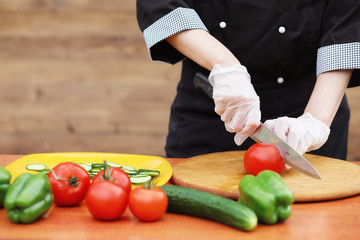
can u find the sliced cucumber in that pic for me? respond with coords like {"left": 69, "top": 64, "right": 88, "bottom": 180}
{"left": 122, "top": 169, "right": 138, "bottom": 175}
{"left": 106, "top": 161, "right": 122, "bottom": 168}
{"left": 26, "top": 163, "right": 47, "bottom": 171}
{"left": 90, "top": 168, "right": 102, "bottom": 174}
{"left": 138, "top": 169, "right": 160, "bottom": 176}
{"left": 78, "top": 163, "right": 92, "bottom": 172}
{"left": 122, "top": 165, "right": 135, "bottom": 171}
{"left": 91, "top": 163, "right": 104, "bottom": 169}
{"left": 130, "top": 175, "right": 152, "bottom": 184}
{"left": 25, "top": 160, "right": 161, "bottom": 185}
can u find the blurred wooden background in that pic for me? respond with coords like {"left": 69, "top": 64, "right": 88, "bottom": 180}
{"left": 0, "top": 0, "right": 359, "bottom": 160}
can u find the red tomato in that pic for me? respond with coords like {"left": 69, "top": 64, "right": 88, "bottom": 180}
{"left": 244, "top": 143, "right": 285, "bottom": 175}
{"left": 92, "top": 167, "right": 131, "bottom": 193}
{"left": 86, "top": 181, "right": 128, "bottom": 220}
{"left": 48, "top": 162, "right": 91, "bottom": 206}
{"left": 129, "top": 186, "right": 168, "bottom": 222}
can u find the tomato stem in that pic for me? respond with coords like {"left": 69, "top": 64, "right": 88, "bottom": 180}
{"left": 101, "top": 159, "right": 114, "bottom": 182}
{"left": 143, "top": 176, "right": 157, "bottom": 189}
{"left": 50, "top": 169, "right": 79, "bottom": 187}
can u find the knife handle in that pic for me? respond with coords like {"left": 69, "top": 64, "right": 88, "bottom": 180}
{"left": 193, "top": 72, "right": 213, "bottom": 99}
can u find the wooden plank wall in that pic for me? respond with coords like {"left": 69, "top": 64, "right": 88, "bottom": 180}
{"left": 0, "top": 0, "right": 359, "bottom": 160}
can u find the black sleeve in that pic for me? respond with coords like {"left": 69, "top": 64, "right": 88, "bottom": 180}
{"left": 136, "top": 0, "right": 208, "bottom": 64}
{"left": 317, "top": 0, "right": 360, "bottom": 87}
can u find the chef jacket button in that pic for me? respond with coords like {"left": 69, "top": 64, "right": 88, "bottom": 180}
{"left": 219, "top": 21, "right": 227, "bottom": 29}
{"left": 277, "top": 77, "right": 284, "bottom": 84}
{"left": 278, "top": 26, "right": 286, "bottom": 34}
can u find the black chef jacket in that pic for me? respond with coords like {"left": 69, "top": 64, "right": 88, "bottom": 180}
{"left": 136, "top": 0, "right": 360, "bottom": 159}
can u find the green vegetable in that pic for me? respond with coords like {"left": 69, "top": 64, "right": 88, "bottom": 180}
{"left": 26, "top": 163, "right": 47, "bottom": 171}
{"left": 4, "top": 173, "right": 54, "bottom": 224}
{"left": 238, "top": 170, "right": 294, "bottom": 225}
{"left": 130, "top": 175, "right": 152, "bottom": 184}
{"left": 161, "top": 185, "right": 257, "bottom": 231}
{"left": 26, "top": 161, "right": 160, "bottom": 182}
{"left": 0, "top": 166, "right": 12, "bottom": 208}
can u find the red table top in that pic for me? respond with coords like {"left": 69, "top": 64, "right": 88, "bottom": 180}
{"left": 1, "top": 154, "right": 359, "bottom": 240}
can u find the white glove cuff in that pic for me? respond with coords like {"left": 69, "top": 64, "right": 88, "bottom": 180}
{"left": 300, "top": 112, "right": 330, "bottom": 132}
{"left": 300, "top": 112, "right": 331, "bottom": 151}
{"left": 208, "top": 64, "right": 250, "bottom": 86}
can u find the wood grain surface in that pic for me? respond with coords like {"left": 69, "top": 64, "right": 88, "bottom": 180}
{"left": 172, "top": 151, "right": 360, "bottom": 202}
{"left": 0, "top": 0, "right": 180, "bottom": 156}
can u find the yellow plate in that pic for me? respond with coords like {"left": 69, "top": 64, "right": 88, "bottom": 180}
{"left": 5, "top": 152, "right": 173, "bottom": 187}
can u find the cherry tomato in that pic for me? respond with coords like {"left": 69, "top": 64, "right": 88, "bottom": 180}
{"left": 129, "top": 186, "right": 168, "bottom": 222}
{"left": 92, "top": 167, "right": 131, "bottom": 193}
{"left": 48, "top": 162, "right": 91, "bottom": 206}
{"left": 244, "top": 143, "right": 285, "bottom": 175}
{"left": 86, "top": 181, "right": 128, "bottom": 220}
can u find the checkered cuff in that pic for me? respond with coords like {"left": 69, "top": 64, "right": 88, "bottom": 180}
{"left": 143, "top": 7, "right": 208, "bottom": 63}
{"left": 317, "top": 42, "right": 360, "bottom": 76}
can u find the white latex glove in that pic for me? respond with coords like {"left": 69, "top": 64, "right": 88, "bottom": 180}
{"left": 264, "top": 112, "right": 330, "bottom": 155}
{"left": 208, "top": 64, "right": 261, "bottom": 145}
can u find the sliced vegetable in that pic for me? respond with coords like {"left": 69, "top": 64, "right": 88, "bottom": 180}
{"left": 138, "top": 169, "right": 160, "bottom": 176}
{"left": 238, "top": 170, "right": 294, "bottom": 225}
{"left": 91, "top": 163, "right": 104, "bottom": 169}
{"left": 130, "top": 175, "right": 152, "bottom": 184}
{"left": 121, "top": 165, "right": 135, "bottom": 171}
{"left": 106, "top": 161, "right": 122, "bottom": 168}
{"left": 90, "top": 169, "right": 102, "bottom": 174}
{"left": 25, "top": 160, "right": 161, "bottom": 185}
{"left": 78, "top": 163, "right": 92, "bottom": 172}
{"left": 122, "top": 169, "right": 138, "bottom": 175}
{"left": 26, "top": 163, "right": 47, "bottom": 172}
{"left": 161, "top": 185, "right": 257, "bottom": 231}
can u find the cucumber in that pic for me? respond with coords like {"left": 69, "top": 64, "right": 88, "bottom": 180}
{"left": 122, "top": 169, "right": 138, "bottom": 175}
{"left": 91, "top": 163, "right": 104, "bottom": 169}
{"left": 25, "top": 161, "right": 161, "bottom": 184}
{"left": 90, "top": 168, "right": 102, "bottom": 174}
{"left": 121, "top": 165, "right": 135, "bottom": 171}
{"left": 130, "top": 175, "right": 152, "bottom": 184}
{"left": 26, "top": 163, "right": 47, "bottom": 171}
{"left": 78, "top": 163, "right": 92, "bottom": 172}
{"left": 106, "top": 161, "right": 122, "bottom": 168}
{"left": 138, "top": 169, "right": 160, "bottom": 176}
{"left": 161, "top": 185, "right": 257, "bottom": 231}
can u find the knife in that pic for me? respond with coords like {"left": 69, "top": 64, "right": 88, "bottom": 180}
{"left": 194, "top": 72, "right": 322, "bottom": 179}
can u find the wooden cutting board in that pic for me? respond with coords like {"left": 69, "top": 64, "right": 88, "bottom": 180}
{"left": 171, "top": 151, "right": 360, "bottom": 202}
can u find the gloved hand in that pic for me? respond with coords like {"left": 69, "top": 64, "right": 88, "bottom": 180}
{"left": 264, "top": 113, "right": 330, "bottom": 155}
{"left": 209, "top": 64, "right": 261, "bottom": 145}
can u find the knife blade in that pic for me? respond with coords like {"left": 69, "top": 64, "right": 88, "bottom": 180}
{"left": 194, "top": 72, "right": 322, "bottom": 179}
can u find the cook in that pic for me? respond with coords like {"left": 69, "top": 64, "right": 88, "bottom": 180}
{"left": 136, "top": 0, "right": 360, "bottom": 159}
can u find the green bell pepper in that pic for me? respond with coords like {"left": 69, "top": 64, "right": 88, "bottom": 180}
{"left": 4, "top": 173, "right": 53, "bottom": 224}
{"left": 238, "top": 170, "right": 294, "bottom": 225}
{"left": 0, "top": 166, "right": 12, "bottom": 207}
